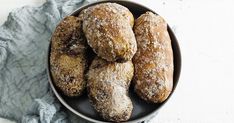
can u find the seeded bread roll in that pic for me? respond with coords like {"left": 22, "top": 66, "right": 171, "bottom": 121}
{"left": 87, "top": 57, "right": 134, "bottom": 122}
{"left": 81, "top": 3, "right": 137, "bottom": 62}
{"left": 50, "top": 16, "right": 88, "bottom": 97}
{"left": 133, "top": 12, "right": 174, "bottom": 103}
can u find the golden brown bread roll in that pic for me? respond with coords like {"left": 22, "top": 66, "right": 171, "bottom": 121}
{"left": 133, "top": 12, "right": 174, "bottom": 103}
{"left": 102, "top": 2, "right": 135, "bottom": 27}
{"left": 81, "top": 3, "right": 137, "bottom": 62}
{"left": 87, "top": 57, "right": 134, "bottom": 122}
{"left": 50, "top": 16, "right": 88, "bottom": 97}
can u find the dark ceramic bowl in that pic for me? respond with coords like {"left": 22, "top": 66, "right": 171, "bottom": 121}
{"left": 47, "top": 0, "right": 181, "bottom": 122}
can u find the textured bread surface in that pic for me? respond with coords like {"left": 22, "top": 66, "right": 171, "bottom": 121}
{"left": 50, "top": 16, "right": 88, "bottom": 97}
{"left": 133, "top": 12, "right": 174, "bottom": 103}
{"left": 87, "top": 57, "right": 134, "bottom": 122}
{"left": 81, "top": 3, "right": 137, "bottom": 62}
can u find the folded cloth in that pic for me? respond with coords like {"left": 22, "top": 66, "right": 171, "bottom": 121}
{"left": 0, "top": 0, "right": 96, "bottom": 122}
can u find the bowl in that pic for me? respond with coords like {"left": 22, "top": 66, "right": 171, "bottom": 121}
{"left": 47, "top": 0, "right": 181, "bottom": 122}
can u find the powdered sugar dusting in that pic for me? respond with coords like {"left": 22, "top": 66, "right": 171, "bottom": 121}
{"left": 133, "top": 12, "right": 174, "bottom": 103}
{"left": 50, "top": 16, "right": 88, "bottom": 97}
{"left": 87, "top": 57, "right": 134, "bottom": 121}
{"left": 81, "top": 3, "right": 137, "bottom": 62}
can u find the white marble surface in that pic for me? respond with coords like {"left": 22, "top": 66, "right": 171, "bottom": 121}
{"left": 1, "top": 0, "right": 234, "bottom": 123}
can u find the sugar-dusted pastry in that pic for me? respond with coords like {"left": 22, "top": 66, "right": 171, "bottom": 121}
{"left": 87, "top": 57, "right": 134, "bottom": 122}
{"left": 50, "top": 16, "right": 88, "bottom": 97}
{"left": 133, "top": 12, "right": 174, "bottom": 103}
{"left": 81, "top": 3, "right": 137, "bottom": 62}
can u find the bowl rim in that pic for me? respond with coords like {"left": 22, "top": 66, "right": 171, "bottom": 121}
{"left": 47, "top": 0, "right": 182, "bottom": 122}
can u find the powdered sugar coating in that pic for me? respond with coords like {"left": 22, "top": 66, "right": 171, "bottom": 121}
{"left": 50, "top": 16, "right": 88, "bottom": 97}
{"left": 81, "top": 3, "right": 137, "bottom": 62}
{"left": 87, "top": 57, "right": 134, "bottom": 122}
{"left": 133, "top": 12, "right": 174, "bottom": 103}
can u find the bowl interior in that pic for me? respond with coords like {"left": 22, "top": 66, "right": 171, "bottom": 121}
{"left": 47, "top": 1, "right": 181, "bottom": 123}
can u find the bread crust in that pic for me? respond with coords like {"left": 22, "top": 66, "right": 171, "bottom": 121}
{"left": 81, "top": 3, "right": 137, "bottom": 62}
{"left": 133, "top": 12, "right": 174, "bottom": 103}
{"left": 87, "top": 57, "right": 134, "bottom": 122}
{"left": 50, "top": 16, "right": 88, "bottom": 97}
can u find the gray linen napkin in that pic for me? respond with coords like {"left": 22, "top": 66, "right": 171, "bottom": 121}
{"left": 0, "top": 0, "right": 96, "bottom": 122}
